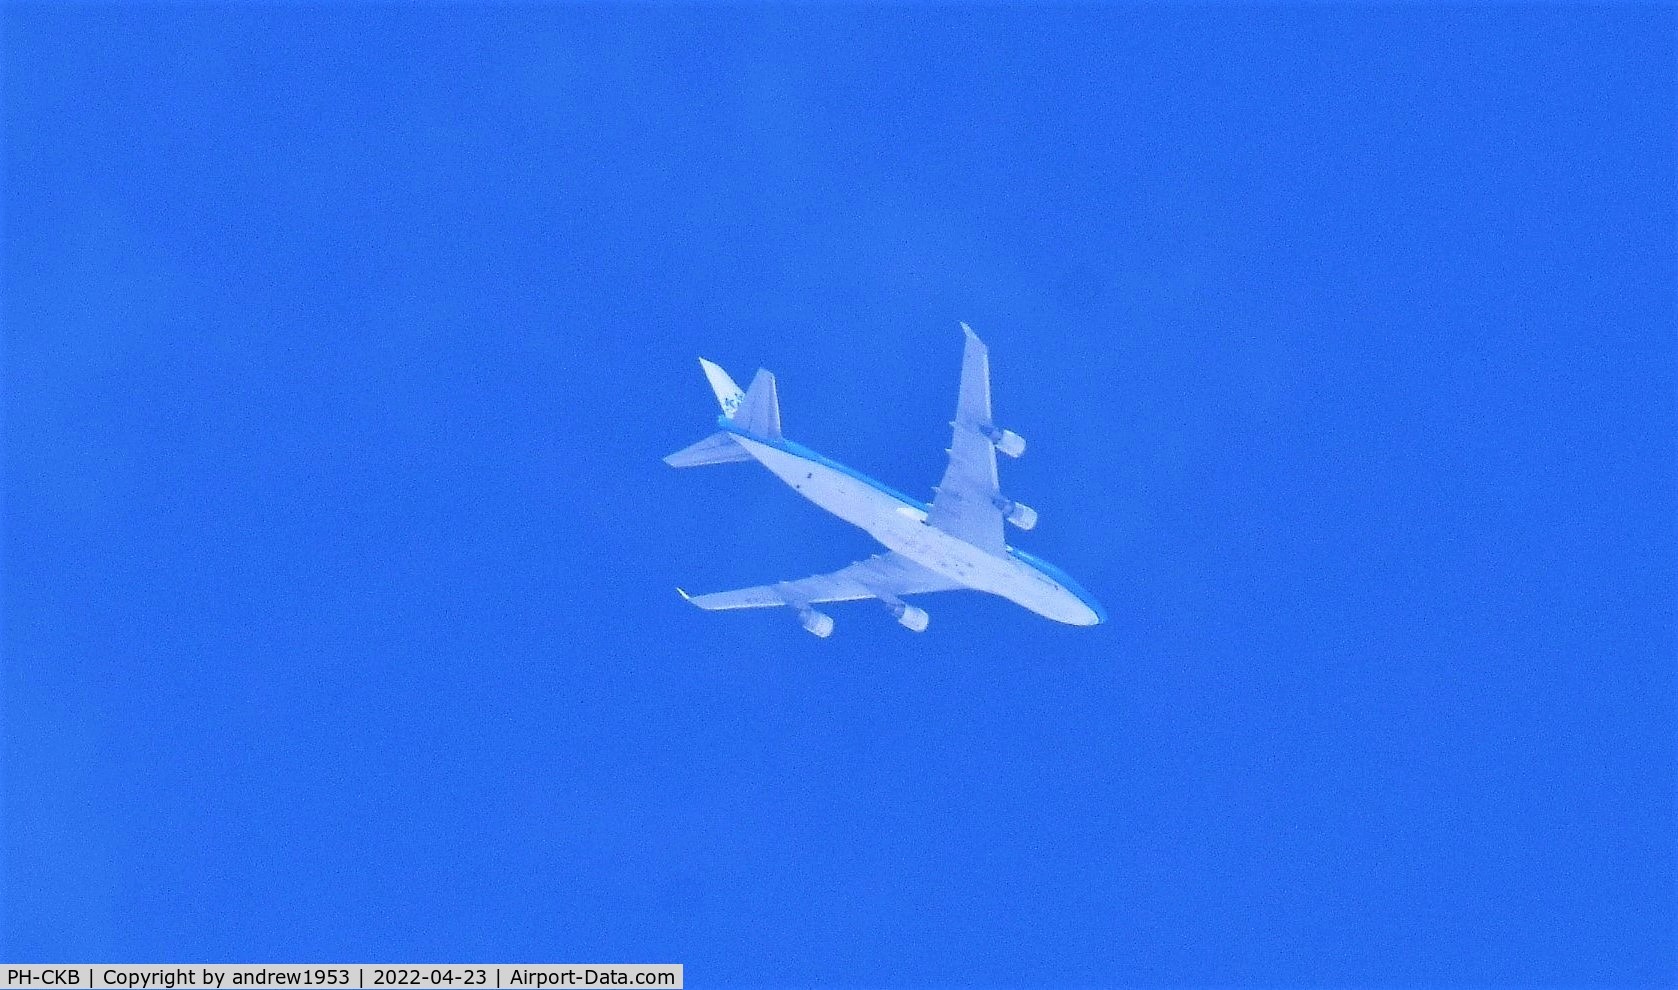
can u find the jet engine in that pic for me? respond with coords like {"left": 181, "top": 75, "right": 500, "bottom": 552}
{"left": 797, "top": 607, "right": 835, "bottom": 638}
{"left": 984, "top": 426, "right": 1026, "bottom": 458}
{"left": 994, "top": 498, "right": 1038, "bottom": 531}
{"left": 891, "top": 602, "right": 930, "bottom": 633}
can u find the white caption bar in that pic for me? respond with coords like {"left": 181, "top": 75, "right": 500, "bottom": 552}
{"left": 1, "top": 968, "right": 681, "bottom": 990}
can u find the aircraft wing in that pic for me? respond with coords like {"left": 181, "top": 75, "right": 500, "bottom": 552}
{"left": 924, "top": 324, "right": 1007, "bottom": 554}
{"left": 680, "top": 552, "right": 963, "bottom": 610}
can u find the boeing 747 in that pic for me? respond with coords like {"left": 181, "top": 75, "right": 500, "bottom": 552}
{"left": 665, "top": 323, "right": 1105, "bottom": 636}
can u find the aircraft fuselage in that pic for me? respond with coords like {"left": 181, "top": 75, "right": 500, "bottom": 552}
{"left": 725, "top": 424, "right": 1103, "bottom": 626}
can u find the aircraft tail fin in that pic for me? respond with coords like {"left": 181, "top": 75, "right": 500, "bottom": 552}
{"left": 698, "top": 358, "right": 745, "bottom": 417}
{"left": 692, "top": 358, "right": 781, "bottom": 438}
{"left": 664, "top": 358, "right": 783, "bottom": 468}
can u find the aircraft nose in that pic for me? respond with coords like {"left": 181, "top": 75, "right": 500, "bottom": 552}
{"left": 1067, "top": 595, "right": 1106, "bottom": 626}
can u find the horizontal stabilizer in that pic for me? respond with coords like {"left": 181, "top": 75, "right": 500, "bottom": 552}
{"left": 734, "top": 369, "right": 782, "bottom": 439}
{"left": 664, "top": 431, "right": 753, "bottom": 468}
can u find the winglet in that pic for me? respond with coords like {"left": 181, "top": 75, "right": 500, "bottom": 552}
{"left": 952, "top": 321, "right": 992, "bottom": 427}
{"left": 677, "top": 587, "right": 694, "bottom": 603}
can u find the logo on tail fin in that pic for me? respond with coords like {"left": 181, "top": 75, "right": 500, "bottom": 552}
{"left": 699, "top": 359, "right": 745, "bottom": 418}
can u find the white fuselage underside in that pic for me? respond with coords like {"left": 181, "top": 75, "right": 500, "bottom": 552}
{"left": 732, "top": 435, "right": 1099, "bottom": 626}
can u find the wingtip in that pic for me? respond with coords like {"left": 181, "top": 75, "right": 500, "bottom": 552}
{"left": 676, "top": 587, "right": 692, "bottom": 602}
{"left": 960, "top": 320, "right": 976, "bottom": 337}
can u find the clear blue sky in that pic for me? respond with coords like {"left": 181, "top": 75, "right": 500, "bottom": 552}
{"left": 5, "top": 4, "right": 1673, "bottom": 986}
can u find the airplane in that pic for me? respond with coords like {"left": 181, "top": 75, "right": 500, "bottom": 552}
{"left": 664, "top": 323, "right": 1106, "bottom": 636}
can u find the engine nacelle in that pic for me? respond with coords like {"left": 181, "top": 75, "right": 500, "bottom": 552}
{"left": 891, "top": 603, "right": 930, "bottom": 633}
{"left": 797, "top": 607, "right": 834, "bottom": 638}
{"left": 995, "top": 498, "right": 1038, "bottom": 531}
{"left": 986, "top": 427, "right": 1026, "bottom": 458}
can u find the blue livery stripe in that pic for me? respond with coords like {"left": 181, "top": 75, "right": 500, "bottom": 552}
{"left": 721, "top": 418, "right": 1107, "bottom": 624}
